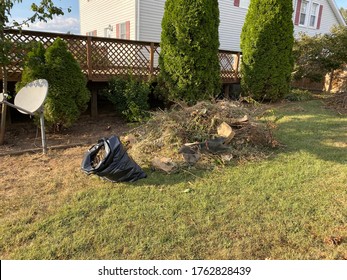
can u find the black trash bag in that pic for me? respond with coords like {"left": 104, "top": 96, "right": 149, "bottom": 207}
{"left": 81, "top": 135, "right": 147, "bottom": 182}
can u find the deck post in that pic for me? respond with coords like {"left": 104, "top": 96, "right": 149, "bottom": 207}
{"left": 149, "top": 42, "right": 154, "bottom": 75}
{"left": 234, "top": 52, "right": 241, "bottom": 79}
{"left": 86, "top": 36, "right": 93, "bottom": 80}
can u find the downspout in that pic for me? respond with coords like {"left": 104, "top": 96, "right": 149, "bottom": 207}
{"left": 136, "top": 0, "right": 140, "bottom": 40}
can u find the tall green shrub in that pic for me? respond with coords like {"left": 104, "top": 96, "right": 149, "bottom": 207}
{"left": 240, "top": 0, "right": 294, "bottom": 101}
{"left": 159, "top": 0, "right": 221, "bottom": 105}
{"left": 17, "top": 38, "right": 90, "bottom": 131}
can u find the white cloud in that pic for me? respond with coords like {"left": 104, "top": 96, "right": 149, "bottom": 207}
{"left": 23, "top": 16, "right": 80, "bottom": 34}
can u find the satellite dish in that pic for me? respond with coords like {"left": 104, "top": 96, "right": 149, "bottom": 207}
{"left": 14, "top": 79, "right": 48, "bottom": 114}
{"left": 0, "top": 79, "right": 49, "bottom": 154}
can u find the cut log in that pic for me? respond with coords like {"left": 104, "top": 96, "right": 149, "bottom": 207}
{"left": 151, "top": 157, "right": 177, "bottom": 173}
{"left": 217, "top": 121, "right": 235, "bottom": 144}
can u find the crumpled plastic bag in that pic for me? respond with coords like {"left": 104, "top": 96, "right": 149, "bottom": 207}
{"left": 81, "top": 135, "right": 147, "bottom": 182}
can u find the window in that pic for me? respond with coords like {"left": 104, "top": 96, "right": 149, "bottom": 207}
{"left": 239, "top": 0, "right": 250, "bottom": 9}
{"left": 120, "top": 22, "right": 127, "bottom": 39}
{"left": 116, "top": 21, "right": 130, "bottom": 40}
{"left": 299, "top": 0, "right": 309, "bottom": 25}
{"left": 309, "top": 3, "right": 319, "bottom": 27}
{"left": 296, "top": 0, "right": 322, "bottom": 29}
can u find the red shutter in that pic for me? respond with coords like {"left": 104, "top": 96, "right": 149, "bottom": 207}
{"left": 116, "top": 24, "right": 120, "bottom": 38}
{"left": 234, "top": 0, "right": 240, "bottom": 7}
{"left": 125, "top": 21, "right": 130, "bottom": 40}
{"left": 317, "top": 5, "right": 323, "bottom": 29}
{"left": 294, "top": 0, "right": 302, "bottom": 25}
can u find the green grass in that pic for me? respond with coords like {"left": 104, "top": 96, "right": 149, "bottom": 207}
{"left": 0, "top": 100, "right": 346, "bottom": 259}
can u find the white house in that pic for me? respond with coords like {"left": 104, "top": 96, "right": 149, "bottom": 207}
{"left": 79, "top": 0, "right": 346, "bottom": 51}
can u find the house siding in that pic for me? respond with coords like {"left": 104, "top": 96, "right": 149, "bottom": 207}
{"left": 137, "top": 0, "right": 341, "bottom": 52}
{"left": 139, "top": 0, "right": 165, "bottom": 42}
{"left": 79, "top": 0, "right": 136, "bottom": 39}
{"left": 138, "top": 0, "right": 246, "bottom": 50}
{"left": 219, "top": 0, "right": 248, "bottom": 51}
{"left": 293, "top": 0, "right": 341, "bottom": 36}
{"left": 80, "top": 0, "right": 342, "bottom": 51}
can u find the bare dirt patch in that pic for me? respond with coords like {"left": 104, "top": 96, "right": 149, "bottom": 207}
{"left": 0, "top": 114, "right": 130, "bottom": 156}
{"left": 0, "top": 114, "right": 129, "bottom": 219}
{"left": 324, "top": 92, "right": 347, "bottom": 115}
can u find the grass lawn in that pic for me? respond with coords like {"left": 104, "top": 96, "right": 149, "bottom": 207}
{"left": 0, "top": 99, "right": 346, "bottom": 260}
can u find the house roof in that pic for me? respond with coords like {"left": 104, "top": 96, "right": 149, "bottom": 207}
{"left": 330, "top": 0, "right": 347, "bottom": 26}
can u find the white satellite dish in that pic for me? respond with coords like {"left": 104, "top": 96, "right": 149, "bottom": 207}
{"left": 14, "top": 79, "right": 48, "bottom": 114}
{"left": 0, "top": 79, "right": 49, "bottom": 154}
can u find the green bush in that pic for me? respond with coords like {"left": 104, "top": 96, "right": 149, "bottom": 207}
{"left": 293, "top": 26, "right": 347, "bottom": 92}
{"left": 17, "top": 38, "right": 90, "bottom": 131}
{"left": 159, "top": 0, "right": 221, "bottom": 105}
{"left": 105, "top": 76, "right": 150, "bottom": 122}
{"left": 44, "top": 38, "right": 90, "bottom": 130}
{"left": 240, "top": 0, "right": 294, "bottom": 101}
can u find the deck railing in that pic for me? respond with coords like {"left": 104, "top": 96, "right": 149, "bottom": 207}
{"left": 2, "top": 29, "right": 240, "bottom": 84}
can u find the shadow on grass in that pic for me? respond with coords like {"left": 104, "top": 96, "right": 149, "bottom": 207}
{"left": 131, "top": 166, "right": 212, "bottom": 187}
{"left": 272, "top": 100, "right": 346, "bottom": 164}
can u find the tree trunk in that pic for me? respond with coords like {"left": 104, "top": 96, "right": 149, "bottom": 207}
{"left": 327, "top": 70, "right": 334, "bottom": 93}
{"left": 0, "top": 65, "right": 7, "bottom": 145}
{"left": 0, "top": 1, "right": 7, "bottom": 145}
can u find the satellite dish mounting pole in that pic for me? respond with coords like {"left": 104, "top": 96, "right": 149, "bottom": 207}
{"left": 39, "top": 109, "right": 47, "bottom": 154}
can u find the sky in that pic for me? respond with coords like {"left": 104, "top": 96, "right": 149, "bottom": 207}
{"left": 335, "top": 0, "right": 347, "bottom": 9}
{"left": 9, "top": 0, "right": 80, "bottom": 34}
{"left": 8, "top": 0, "right": 347, "bottom": 35}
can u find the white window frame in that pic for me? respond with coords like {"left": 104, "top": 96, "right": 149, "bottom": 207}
{"left": 120, "top": 22, "right": 127, "bottom": 39}
{"left": 298, "top": 0, "right": 320, "bottom": 28}
{"left": 309, "top": 2, "right": 320, "bottom": 28}
{"left": 299, "top": 0, "right": 309, "bottom": 26}
{"left": 239, "top": 0, "right": 250, "bottom": 9}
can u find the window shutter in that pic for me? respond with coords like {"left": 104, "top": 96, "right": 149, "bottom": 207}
{"left": 93, "top": 30, "right": 97, "bottom": 36}
{"left": 116, "top": 24, "right": 120, "bottom": 38}
{"left": 317, "top": 5, "right": 323, "bottom": 29}
{"left": 234, "top": 0, "right": 240, "bottom": 7}
{"left": 294, "top": 0, "right": 302, "bottom": 25}
{"left": 126, "top": 21, "right": 130, "bottom": 40}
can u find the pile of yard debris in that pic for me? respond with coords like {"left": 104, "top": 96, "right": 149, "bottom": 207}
{"left": 325, "top": 92, "right": 347, "bottom": 115}
{"left": 122, "top": 100, "right": 278, "bottom": 172}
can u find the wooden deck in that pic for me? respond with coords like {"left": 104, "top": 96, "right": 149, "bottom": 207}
{"left": 1, "top": 29, "right": 240, "bottom": 84}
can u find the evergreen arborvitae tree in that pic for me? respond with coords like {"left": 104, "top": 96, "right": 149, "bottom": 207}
{"left": 44, "top": 38, "right": 90, "bottom": 131}
{"left": 240, "top": 0, "right": 294, "bottom": 101}
{"left": 159, "top": 0, "right": 221, "bottom": 105}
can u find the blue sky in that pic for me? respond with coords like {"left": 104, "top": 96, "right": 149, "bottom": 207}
{"left": 335, "top": 0, "right": 347, "bottom": 9}
{"left": 8, "top": 0, "right": 347, "bottom": 35}
{"left": 9, "top": 0, "right": 80, "bottom": 34}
